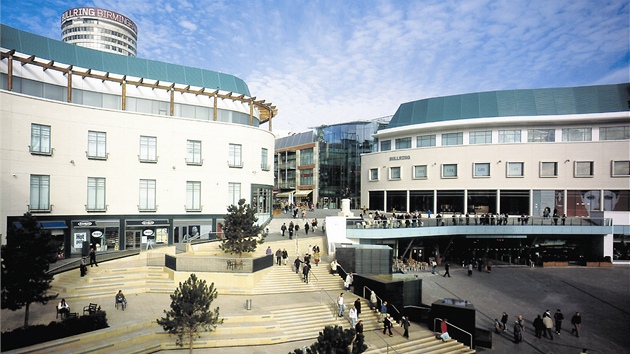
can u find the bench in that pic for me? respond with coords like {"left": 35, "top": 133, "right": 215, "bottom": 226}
{"left": 83, "top": 303, "right": 98, "bottom": 316}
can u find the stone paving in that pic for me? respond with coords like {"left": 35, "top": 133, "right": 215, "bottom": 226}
{"left": 2, "top": 208, "right": 628, "bottom": 353}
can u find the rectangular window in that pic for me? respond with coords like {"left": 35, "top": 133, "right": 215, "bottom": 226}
{"left": 540, "top": 162, "right": 558, "bottom": 177}
{"left": 574, "top": 161, "right": 594, "bottom": 177}
{"left": 87, "top": 131, "right": 107, "bottom": 159}
{"left": 139, "top": 179, "right": 156, "bottom": 211}
{"left": 612, "top": 161, "right": 630, "bottom": 177}
{"left": 562, "top": 128, "right": 592, "bottom": 142}
{"left": 139, "top": 136, "right": 157, "bottom": 162}
{"left": 369, "top": 168, "right": 379, "bottom": 181}
{"left": 380, "top": 140, "right": 391, "bottom": 151}
{"left": 87, "top": 177, "right": 106, "bottom": 211}
{"left": 469, "top": 130, "right": 492, "bottom": 145}
{"left": 390, "top": 167, "right": 401, "bottom": 180}
{"left": 473, "top": 163, "right": 490, "bottom": 177}
{"left": 442, "top": 164, "right": 458, "bottom": 178}
{"left": 299, "top": 148, "right": 314, "bottom": 165}
{"left": 528, "top": 129, "right": 555, "bottom": 142}
{"left": 417, "top": 134, "right": 436, "bottom": 147}
{"left": 186, "top": 140, "right": 202, "bottom": 165}
{"left": 30, "top": 175, "right": 50, "bottom": 211}
{"left": 186, "top": 181, "right": 201, "bottom": 211}
{"left": 261, "top": 148, "right": 270, "bottom": 170}
{"left": 413, "top": 165, "right": 427, "bottom": 179}
{"left": 507, "top": 162, "right": 524, "bottom": 177}
{"left": 30, "top": 124, "right": 51, "bottom": 154}
{"left": 600, "top": 126, "right": 630, "bottom": 140}
{"left": 442, "top": 132, "right": 463, "bottom": 146}
{"left": 228, "top": 144, "right": 242, "bottom": 168}
{"left": 498, "top": 130, "right": 521, "bottom": 143}
{"left": 228, "top": 182, "right": 241, "bottom": 206}
{"left": 395, "top": 137, "right": 412, "bottom": 149}
{"left": 300, "top": 168, "right": 314, "bottom": 185}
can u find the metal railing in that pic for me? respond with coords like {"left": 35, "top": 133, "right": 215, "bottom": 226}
{"left": 433, "top": 317, "right": 473, "bottom": 349}
{"left": 363, "top": 330, "right": 401, "bottom": 354}
{"left": 349, "top": 215, "right": 612, "bottom": 229}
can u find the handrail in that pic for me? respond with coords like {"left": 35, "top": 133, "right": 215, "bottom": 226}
{"left": 320, "top": 289, "right": 346, "bottom": 321}
{"left": 364, "top": 329, "right": 401, "bottom": 354}
{"left": 362, "top": 285, "right": 400, "bottom": 321}
{"left": 433, "top": 317, "right": 473, "bottom": 350}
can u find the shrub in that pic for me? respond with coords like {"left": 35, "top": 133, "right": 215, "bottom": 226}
{"left": 1, "top": 310, "right": 108, "bottom": 351}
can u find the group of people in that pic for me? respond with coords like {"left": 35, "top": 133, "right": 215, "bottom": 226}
{"left": 291, "top": 245, "right": 322, "bottom": 283}
{"left": 494, "top": 309, "right": 582, "bottom": 344}
{"left": 280, "top": 218, "right": 320, "bottom": 239}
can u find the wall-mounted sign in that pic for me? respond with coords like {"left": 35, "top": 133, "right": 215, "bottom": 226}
{"left": 91, "top": 230, "right": 103, "bottom": 238}
{"left": 389, "top": 156, "right": 411, "bottom": 161}
{"left": 143, "top": 229, "right": 154, "bottom": 236}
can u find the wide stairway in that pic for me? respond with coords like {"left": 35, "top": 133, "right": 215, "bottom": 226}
{"left": 9, "top": 256, "right": 474, "bottom": 353}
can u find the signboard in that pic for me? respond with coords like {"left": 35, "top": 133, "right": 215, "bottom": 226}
{"left": 74, "top": 232, "right": 87, "bottom": 249}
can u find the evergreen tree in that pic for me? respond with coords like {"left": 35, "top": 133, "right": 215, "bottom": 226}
{"left": 289, "top": 325, "right": 365, "bottom": 354}
{"left": 157, "top": 273, "right": 223, "bottom": 354}
{"left": 1, "top": 213, "right": 58, "bottom": 327}
{"left": 219, "top": 198, "right": 265, "bottom": 257}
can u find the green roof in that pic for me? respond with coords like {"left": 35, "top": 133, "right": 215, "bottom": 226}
{"left": 387, "top": 83, "right": 630, "bottom": 129}
{"left": 1, "top": 24, "right": 250, "bottom": 96}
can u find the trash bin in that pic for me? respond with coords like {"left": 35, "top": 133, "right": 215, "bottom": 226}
{"left": 246, "top": 299, "right": 252, "bottom": 310}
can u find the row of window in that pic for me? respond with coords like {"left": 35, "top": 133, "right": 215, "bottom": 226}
{"left": 29, "top": 175, "right": 242, "bottom": 212}
{"left": 2, "top": 75, "right": 259, "bottom": 127}
{"left": 30, "top": 124, "right": 271, "bottom": 169}
{"left": 380, "top": 126, "right": 630, "bottom": 151}
{"left": 370, "top": 161, "right": 630, "bottom": 180}
{"left": 62, "top": 26, "right": 137, "bottom": 45}
{"left": 62, "top": 34, "right": 135, "bottom": 51}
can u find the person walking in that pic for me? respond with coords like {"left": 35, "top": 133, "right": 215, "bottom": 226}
{"left": 281, "top": 223, "right": 287, "bottom": 236}
{"left": 349, "top": 306, "right": 358, "bottom": 328}
{"left": 354, "top": 298, "right": 362, "bottom": 318}
{"left": 345, "top": 272, "right": 353, "bottom": 291}
{"left": 501, "top": 312, "right": 508, "bottom": 332}
{"left": 431, "top": 259, "right": 437, "bottom": 274}
{"left": 379, "top": 301, "right": 388, "bottom": 323}
{"left": 293, "top": 256, "right": 302, "bottom": 274}
{"left": 304, "top": 222, "right": 310, "bottom": 235}
{"left": 282, "top": 248, "right": 288, "bottom": 265}
{"left": 554, "top": 309, "right": 565, "bottom": 335}
{"left": 443, "top": 262, "right": 451, "bottom": 277}
{"left": 80, "top": 256, "right": 87, "bottom": 277}
{"left": 542, "top": 313, "right": 554, "bottom": 340}
{"left": 337, "top": 293, "right": 345, "bottom": 317}
{"left": 571, "top": 312, "right": 582, "bottom": 337}
{"left": 401, "top": 315, "right": 411, "bottom": 339}
{"left": 355, "top": 320, "right": 364, "bottom": 336}
{"left": 533, "top": 314, "right": 544, "bottom": 338}
{"left": 330, "top": 259, "right": 338, "bottom": 275}
{"left": 383, "top": 314, "right": 393, "bottom": 336}
{"left": 89, "top": 246, "right": 98, "bottom": 267}
{"left": 302, "top": 261, "right": 311, "bottom": 283}
{"left": 468, "top": 263, "right": 473, "bottom": 276}
{"left": 513, "top": 320, "right": 523, "bottom": 343}
{"left": 266, "top": 246, "right": 272, "bottom": 256}
{"left": 275, "top": 248, "right": 282, "bottom": 266}
{"left": 370, "top": 290, "right": 378, "bottom": 312}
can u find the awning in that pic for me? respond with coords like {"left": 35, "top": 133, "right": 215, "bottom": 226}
{"left": 275, "top": 191, "right": 296, "bottom": 198}
{"left": 13, "top": 221, "right": 68, "bottom": 229}
{"left": 294, "top": 190, "right": 313, "bottom": 197}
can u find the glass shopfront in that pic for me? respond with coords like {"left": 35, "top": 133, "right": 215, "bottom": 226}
{"left": 125, "top": 219, "right": 170, "bottom": 250}
{"left": 71, "top": 220, "right": 120, "bottom": 255}
{"left": 173, "top": 219, "right": 214, "bottom": 243}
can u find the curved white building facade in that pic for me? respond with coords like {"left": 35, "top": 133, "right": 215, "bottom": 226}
{"left": 358, "top": 84, "right": 630, "bottom": 263}
{"left": 1, "top": 25, "right": 277, "bottom": 258}
{"left": 61, "top": 7, "right": 138, "bottom": 57}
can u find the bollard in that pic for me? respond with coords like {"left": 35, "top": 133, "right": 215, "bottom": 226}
{"left": 246, "top": 299, "right": 252, "bottom": 310}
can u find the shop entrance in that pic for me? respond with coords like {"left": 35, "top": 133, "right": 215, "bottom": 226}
{"left": 126, "top": 230, "right": 142, "bottom": 250}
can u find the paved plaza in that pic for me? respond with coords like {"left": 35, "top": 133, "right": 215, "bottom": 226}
{"left": 1, "top": 208, "right": 628, "bottom": 353}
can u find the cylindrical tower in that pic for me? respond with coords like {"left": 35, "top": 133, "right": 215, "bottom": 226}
{"left": 61, "top": 7, "right": 138, "bottom": 57}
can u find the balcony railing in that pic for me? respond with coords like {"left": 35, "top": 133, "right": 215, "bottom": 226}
{"left": 347, "top": 215, "right": 612, "bottom": 229}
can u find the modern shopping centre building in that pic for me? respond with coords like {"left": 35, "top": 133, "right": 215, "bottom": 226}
{"left": 354, "top": 84, "right": 630, "bottom": 264}
{"left": 1, "top": 24, "right": 277, "bottom": 258}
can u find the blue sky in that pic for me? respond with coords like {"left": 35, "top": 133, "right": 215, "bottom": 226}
{"left": 1, "top": 0, "right": 628, "bottom": 135}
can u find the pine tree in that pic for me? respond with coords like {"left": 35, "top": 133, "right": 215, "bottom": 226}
{"left": 157, "top": 274, "right": 223, "bottom": 353}
{"left": 1, "top": 213, "right": 58, "bottom": 327}
{"left": 219, "top": 198, "right": 265, "bottom": 257}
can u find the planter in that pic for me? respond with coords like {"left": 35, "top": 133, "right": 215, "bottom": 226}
{"left": 599, "top": 262, "right": 613, "bottom": 267}
{"left": 586, "top": 262, "right": 599, "bottom": 267}
{"left": 543, "top": 261, "right": 568, "bottom": 267}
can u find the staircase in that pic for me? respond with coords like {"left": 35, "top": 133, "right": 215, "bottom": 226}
{"left": 363, "top": 332, "right": 476, "bottom": 354}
